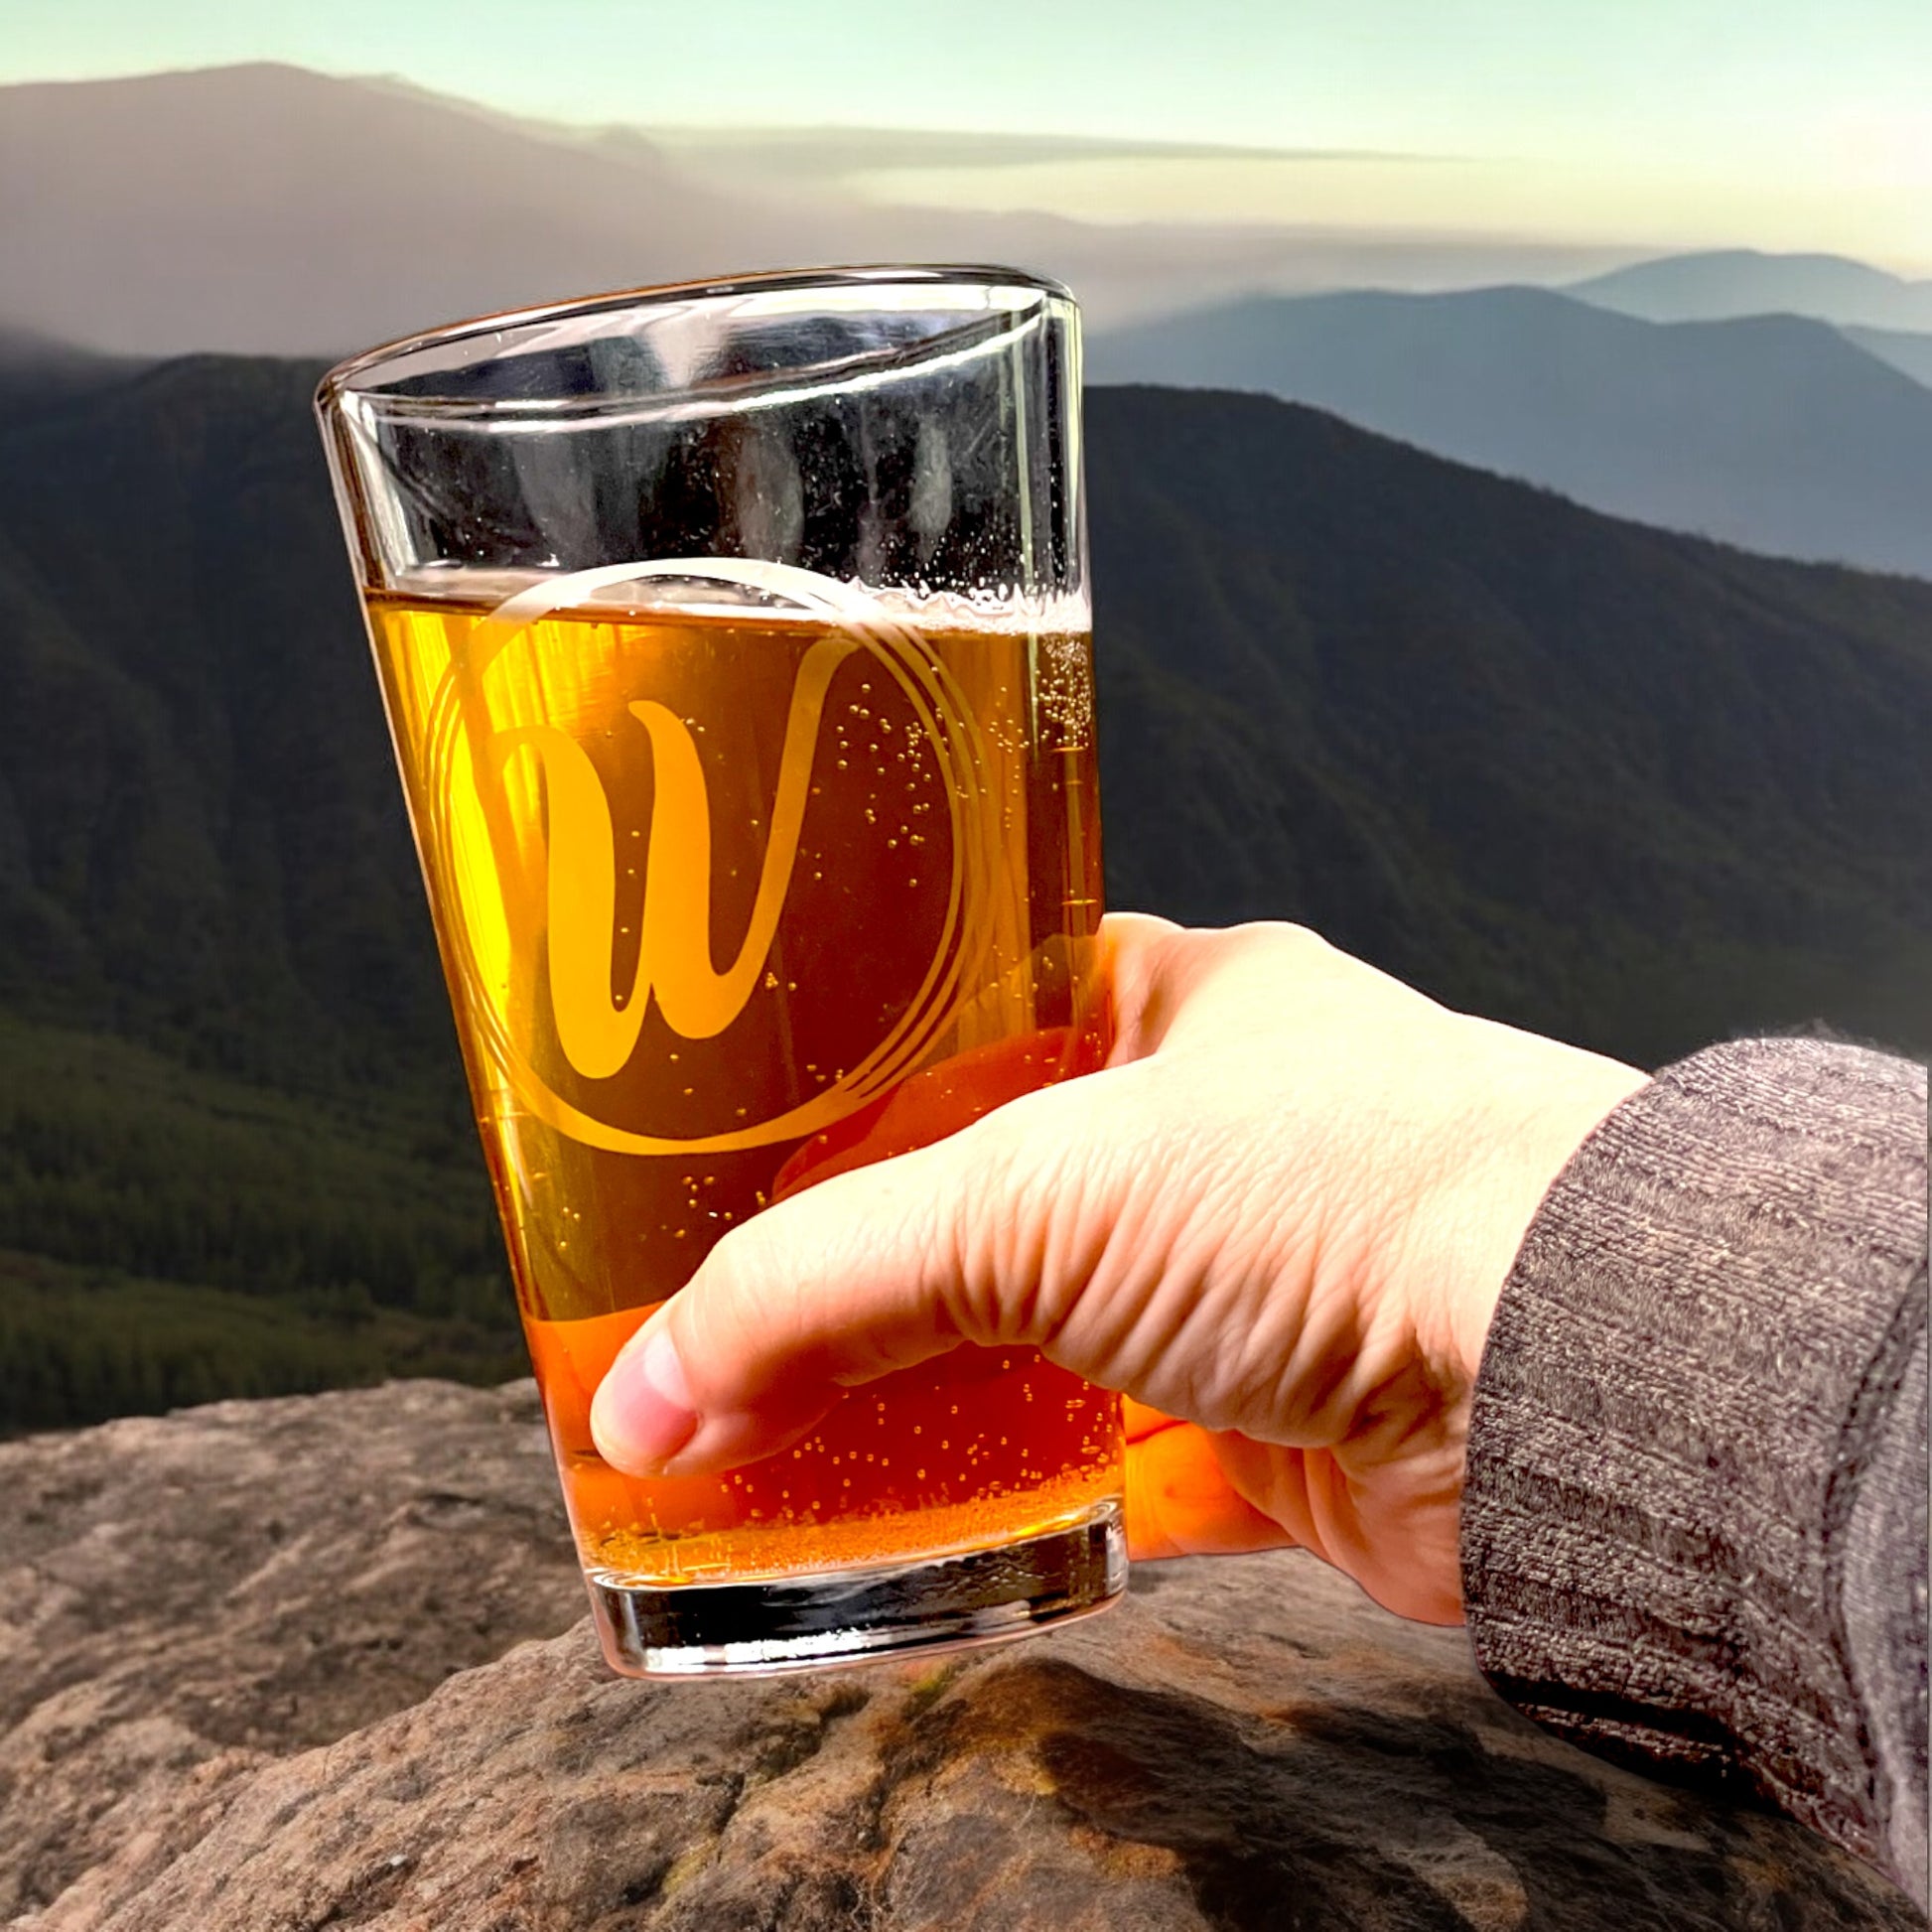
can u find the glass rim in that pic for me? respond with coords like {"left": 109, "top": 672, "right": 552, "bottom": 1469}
{"left": 316, "top": 263, "right": 1076, "bottom": 418}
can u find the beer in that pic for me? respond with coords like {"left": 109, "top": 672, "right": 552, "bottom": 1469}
{"left": 364, "top": 571, "right": 1120, "bottom": 1587}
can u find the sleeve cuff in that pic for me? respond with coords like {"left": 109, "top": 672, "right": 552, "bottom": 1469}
{"left": 1460, "top": 1037, "right": 1927, "bottom": 1891}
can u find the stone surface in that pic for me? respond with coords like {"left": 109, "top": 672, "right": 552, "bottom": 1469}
{"left": 5, "top": 1383, "right": 1919, "bottom": 1930}
{"left": 0, "top": 1381, "right": 583, "bottom": 1919}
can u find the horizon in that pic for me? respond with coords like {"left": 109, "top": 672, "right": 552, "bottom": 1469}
{"left": 4, "top": 0, "right": 1929, "bottom": 278}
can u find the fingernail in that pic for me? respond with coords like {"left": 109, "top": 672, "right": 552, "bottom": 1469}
{"left": 591, "top": 1325, "right": 698, "bottom": 1472}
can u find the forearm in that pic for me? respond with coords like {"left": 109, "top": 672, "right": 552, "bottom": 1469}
{"left": 1460, "top": 1039, "right": 1929, "bottom": 1906}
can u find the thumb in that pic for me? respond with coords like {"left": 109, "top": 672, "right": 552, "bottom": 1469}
{"left": 588, "top": 1073, "right": 1117, "bottom": 1477}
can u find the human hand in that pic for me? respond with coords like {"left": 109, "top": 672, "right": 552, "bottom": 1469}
{"left": 590, "top": 916, "right": 1646, "bottom": 1624}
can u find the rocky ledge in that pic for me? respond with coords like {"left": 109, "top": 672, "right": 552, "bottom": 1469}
{"left": 1, "top": 1382, "right": 1916, "bottom": 1930}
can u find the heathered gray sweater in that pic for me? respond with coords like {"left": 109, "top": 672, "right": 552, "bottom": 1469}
{"left": 1462, "top": 1039, "right": 1928, "bottom": 1908}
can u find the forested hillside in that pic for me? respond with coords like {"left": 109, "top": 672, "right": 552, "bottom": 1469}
{"left": 2, "top": 354, "right": 1926, "bottom": 1426}
{"left": 1087, "top": 386, "right": 1932, "bottom": 1064}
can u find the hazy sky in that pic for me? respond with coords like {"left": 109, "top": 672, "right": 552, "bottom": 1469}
{"left": 8, "top": 0, "right": 1930, "bottom": 267}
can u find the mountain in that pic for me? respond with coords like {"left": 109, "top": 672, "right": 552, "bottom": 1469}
{"left": 0, "top": 65, "right": 801, "bottom": 358}
{"left": 1570, "top": 250, "right": 1932, "bottom": 332}
{"left": 0, "top": 352, "right": 432, "bottom": 1089}
{"left": 0, "top": 323, "right": 122, "bottom": 369}
{"left": 0, "top": 65, "right": 1629, "bottom": 356}
{"left": 1088, "top": 387, "right": 1932, "bottom": 1067}
{"left": 1088, "top": 287, "right": 1932, "bottom": 578}
{"left": 0, "top": 326, "right": 145, "bottom": 414}
{"left": 1844, "top": 326, "right": 1932, "bottom": 391}
{"left": 2, "top": 361, "right": 1927, "bottom": 1425}
{"left": 0, "top": 350, "right": 522, "bottom": 1425}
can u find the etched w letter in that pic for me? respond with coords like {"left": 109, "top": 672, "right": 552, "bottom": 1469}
{"left": 494, "top": 633, "right": 855, "bottom": 1077}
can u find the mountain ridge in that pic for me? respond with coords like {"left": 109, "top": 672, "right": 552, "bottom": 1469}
{"left": 0, "top": 65, "right": 793, "bottom": 359}
{"left": 1845, "top": 325, "right": 1932, "bottom": 391}
{"left": 1088, "top": 286, "right": 1932, "bottom": 578}
{"left": 1571, "top": 248, "right": 1932, "bottom": 331}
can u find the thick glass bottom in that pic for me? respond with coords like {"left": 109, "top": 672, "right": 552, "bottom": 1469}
{"left": 587, "top": 1498, "right": 1127, "bottom": 1678}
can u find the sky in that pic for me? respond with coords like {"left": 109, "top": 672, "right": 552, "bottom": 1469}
{"left": 7, "top": 0, "right": 1930, "bottom": 269}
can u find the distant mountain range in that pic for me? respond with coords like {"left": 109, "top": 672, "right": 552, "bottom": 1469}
{"left": 0, "top": 64, "right": 1624, "bottom": 357}
{"left": 1569, "top": 250, "right": 1932, "bottom": 333}
{"left": 1089, "top": 286, "right": 1932, "bottom": 578}
{"left": 1, "top": 344, "right": 1926, "bottom": 1423}
{"left": 0, "top": 65, "right": 791, "bottom": 360}
{"left": 1845, "top": 326, "right": 1932, "bottom": 391}
{"left": 9, "top": 63, "right": 1928, "bottom": 597}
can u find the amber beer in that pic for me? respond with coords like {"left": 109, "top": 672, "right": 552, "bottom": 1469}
{"left": 364, "top": 567, "right": 1118, "bottom": 1595}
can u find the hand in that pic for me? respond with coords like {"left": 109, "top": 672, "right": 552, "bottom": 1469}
{"left": 590, "top": 916, "right": 1646, "bottom": 1624}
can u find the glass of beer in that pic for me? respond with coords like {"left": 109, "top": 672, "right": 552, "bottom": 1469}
{"left": 315, "top": 267, "right": 1123, "bottom": 1676}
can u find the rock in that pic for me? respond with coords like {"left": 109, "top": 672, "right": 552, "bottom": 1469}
{"left": 0, "top": 1381, "right": 583, "bottom": 1919}
{"left": 5, "top": 1384, "right": 1917, "bottom": 1930}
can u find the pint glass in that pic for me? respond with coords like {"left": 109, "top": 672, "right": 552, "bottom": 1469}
{"left": 316, "top": 268, "right": 1124, "bottom": 1675}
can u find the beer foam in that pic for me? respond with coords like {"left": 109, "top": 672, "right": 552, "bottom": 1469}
{"left": 382, "top": 561, "right": 1090, "bottom": 636}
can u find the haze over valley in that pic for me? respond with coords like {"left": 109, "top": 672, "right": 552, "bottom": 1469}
{"left": 0, "top": 65, "right": 1638, "bottom": 357}
{"left": 5, "top": 63, "right": 1929, "bottom": 582}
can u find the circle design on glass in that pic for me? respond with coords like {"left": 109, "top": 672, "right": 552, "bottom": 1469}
{"left": 422, "top": 558, "right": 992, "bottom": 1155}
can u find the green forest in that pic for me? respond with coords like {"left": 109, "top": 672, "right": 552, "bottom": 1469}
{"left": 1, "top": 351, "right": 1927, "bottom": 1431}
{"left": 0, "top": 1016, "right": 519, "bottom": 1431}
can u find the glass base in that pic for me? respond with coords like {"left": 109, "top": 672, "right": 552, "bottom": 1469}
{"left": 587, "top": 1499, "right": 1127, "bottom": 1678}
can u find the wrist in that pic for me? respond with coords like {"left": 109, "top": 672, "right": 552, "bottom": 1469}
{"left": 1408, "top": 1021, "right": 1649, "bottom": 1399}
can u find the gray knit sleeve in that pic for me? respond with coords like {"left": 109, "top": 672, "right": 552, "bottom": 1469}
{"left": 1460, "top": 1039, "right": 1929, "bottom": 1907}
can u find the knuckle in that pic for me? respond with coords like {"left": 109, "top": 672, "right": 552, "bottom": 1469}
{"left": 942, "top": 1077, "right": 1093, "bottom": 1346}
